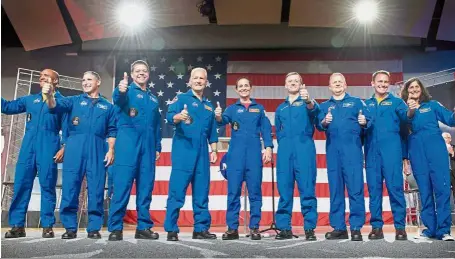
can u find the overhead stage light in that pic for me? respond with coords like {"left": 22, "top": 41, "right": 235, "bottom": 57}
{"left": 116, "top": 2, "right": 148, "bottom": 29}
{"left": 354, "top": 1, "right": 378, "bottom": 23}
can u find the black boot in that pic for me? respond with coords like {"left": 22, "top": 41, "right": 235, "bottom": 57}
{"left": 87, "top": 231, "right": 102, "bottom": 239}
{"left": 42, "top": 228, "right": 55, "bottom": 238}
{"left": 135, "top": 229, "right": 159, "bottom": 240}
{"left": 61, "top": 230, "right": 77, "bottom": 239}
{"left": 275, "top": 230, "right": 293, "bottom": 240}
{"left": 250, "top": 228, "right": 261, "bottom": 240}
{"left": 4, "top": 227, "right": 26, "bottom": 238}
{"left": 167, "top": 231, "right": 179, "bottom": 241}
{"left": 325, "top": 230, "right": 348, "bottom": 240}
{"left": 108, "top": 230, "right": 123, "bottom": 241}
{"left": 222, "top": 229, "right": 239, "bottom": 240}
{"left": 368, "top": 228, "right": 384, "bottom": 240}
{"left": 193, "top": 231, "right": 217, "bottom": 239}
{"left": 351, "top": 230, "right": 363, "bottom": 241}
{"left": 395, "top": 229, "right": 407, "bottom": 241}
{"left": 305, "top": 229, "right": 317, "bottom": 241}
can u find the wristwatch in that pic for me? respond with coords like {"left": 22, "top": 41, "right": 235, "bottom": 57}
{"left": 305, "top": 99, "right": 312, "bottom": 104}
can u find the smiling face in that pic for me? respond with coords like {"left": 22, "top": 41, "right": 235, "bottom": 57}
{"left": 407, "top": 80, "right": 422, "bottom": 100}
{"left": 190, "top": 68, "right": 207, "bottom": 93}
{"left": 39, "top": 69, "right": 58, "bottom": 88}
{"left": 82, "top": 72, "right": 101, "bottom": 95}
{"left": 235, "top": 78, "right": 252, "bottom": 98}
{"left": 372, "top": 73, "right": 390, "bottom": 96}
{"left": 329, "top": 74, "right": 347, "bottom": 97}
{"left": 131, "top": 63, "right": 149, "bottom": 86}
{"left": 285, "top": 74, "right": 302, "bottom": 95}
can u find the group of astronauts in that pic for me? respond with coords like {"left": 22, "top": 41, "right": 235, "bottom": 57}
{"left": 2, "top": 59, "right": 455, "bottom": 243}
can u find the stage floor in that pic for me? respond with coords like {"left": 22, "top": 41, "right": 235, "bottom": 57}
{"left": 2, "top": 226, "right": 455, "bottom": 258}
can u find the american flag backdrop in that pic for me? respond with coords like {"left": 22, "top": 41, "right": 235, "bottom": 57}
{"left": 115, "top": 53, "right": 404, "bottom": 227}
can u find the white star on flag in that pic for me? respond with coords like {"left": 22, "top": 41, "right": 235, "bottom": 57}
{"left": 186, "top": 82, "right": 191, "bottom": 87}
{"left": 214, "top": 90, "right": 221, "bottom": 96}
{"left": 148, "top": 81, "right": 155, "bottom": 88}
{"left": 150, "top": 65, "right": 157, "bottom": 72}
{"left": 176, "top": 90, "right": 183, "bottom": 95}
{"left": 187, "top": 64, "right": 194, "bottom": 71}
{"left": 178, "top": 57, "right": 184, "bottom": 62}
{"left": 215, "top": 56, "right": 222, "bottom": 62}
{"left": 168, "top": 65, "right": 175, "bottom": 71}
{"left": 206, "top": 81, "right": 212, "bottom": 88}
{"left": 214, "top": 73, "right": 221, "bottom": 79}
{"left": 165, "top": 99, "right": 173, "bottom": 105}
{"left": 197, "top": 56, "right": 203, "bottom": 62}
{"left": 177, "top": 73, "right": 184, "bottom": 79}
{"left": 167, "top": 82, "right": 174, "bottom": 88}
{"left": 160, "top": 57, "right": 166, "bottom": 63}
{"left": 164, "top": 119, "right": 168, "bottom": 124}
{"left": 158, "top": 74, "right": 165, "bottom": 80}
{"left": 157, "top": 90, "right": 164, "bottom": 96}
{"left": 206, "top": 64, "right": 213, "bottom": 71}
{"left": 217, "top": 128, "right": 220, "bottom": 133}
{"left": 159, "top": 108, "right": 163, "bottom": 114}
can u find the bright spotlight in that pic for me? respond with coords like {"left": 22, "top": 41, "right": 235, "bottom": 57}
{"left": 116, "top": 3, "right": 148, "bottom": 28}
{"left": 354, "top": 1, "right": 378, "bottom": 23}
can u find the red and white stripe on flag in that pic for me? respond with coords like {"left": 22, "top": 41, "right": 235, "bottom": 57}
{"left": 125, "top": 55, "right": 403, "bottom": 227}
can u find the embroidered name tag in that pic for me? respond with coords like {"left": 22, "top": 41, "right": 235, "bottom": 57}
{"left": 204, "top": 105, "right": 213, "bottom": 111}
{"left": 419, "top": 107, "right": 431, "bottom": 113}
{"left": 249, "top": 108, "right": 260, "bottom": 112}
{"left": 97, "top": 104, "right": 107, "bottom": 110}
{"left": 342, "top": 102, "right": 354, "bottom": 108}
{"left": 381, "top": 101, "right": 392, "bottom": 106}
{"left": 369, "top": 103, "right": 375, "bottom": 106}
{"left": 137, "top": 94, "right": 144, "bottom": 99}
{"left": 292, "top": 101, "right": 303, "bottom": 107}
{"left": 33, "top": 98, "right": 40, "bottom": 103}
{"left": 80, "top": 101, "right": 87, "bottom": 106}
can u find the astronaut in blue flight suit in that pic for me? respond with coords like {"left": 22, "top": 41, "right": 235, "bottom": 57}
{"left": 46, "top": 71, "right": 117, "bottom": 239}
{"left": 363, "top": 70, "right": 408, "bottom": 241}
{"left": 2, "top": 69, "right": 66, "bottom": 239}
{"left": 316, "top": 73, "right": 371, "bottom": 241}
{"left": 274, "top": 72, "right": 320, "bottom": 241}
{"left": 108, "top": 60, "right": 162, "bottom": 241}
{"left": 164, "top": 67, "right": 219, "bottom": 241}
{"left": 215, "top": 77, "right": 273, "bottom": 241}
{"left": 402, "top": 78, "right": 455, "bottom": 241}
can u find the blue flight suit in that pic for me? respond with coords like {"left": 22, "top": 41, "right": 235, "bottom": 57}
{"left": 1, "top": 92, "right": 67, "bottom": 228}
{"left": 108, "top": 82, "right": 162, "bottom": 231}
{"left": 217, "top": 99, "right": 273, "bottom": 230}
{"left": 316, "top": 93, "right": 371, "bottom": 231}
{"left": 406, "top": 100, "right": 455, "bottom": 239}
{"left": 164, "top": 90, "right": 218, "bottom": 233}
{"left": 49, "top": 93, "right": 117, "bottom": 233}
{"left": 275, "top": 97, "right": 320, "bottom": 231}
{"left": 363, "top": 93, "right": 408, "bottom": 230}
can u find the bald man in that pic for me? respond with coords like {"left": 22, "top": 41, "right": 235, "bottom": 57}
{"left": 2, "top": 69, "right": 66, "bottom": 238}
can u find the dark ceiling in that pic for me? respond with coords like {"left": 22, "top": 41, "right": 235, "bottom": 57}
{"left": 2, "top": 0, "right": 455, "bottom": 51}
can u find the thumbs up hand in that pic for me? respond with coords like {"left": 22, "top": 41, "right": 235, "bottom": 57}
{"left": 215, "top": 101, "right": 222, "bottom": 118}
{"left": 358, "top": 109, "right": 367, "bottom": 126}
{"left": 407, "top": 98, "right": 419, "bottom": 111}
{"left": 323, "top": 108, "right": 333, "bottom": 126}
{"left": 42, "top": 77, "right": 54, "bottom": 96}
{"left": 299, "top": 85, "right": 310, "bottom": 102}
{"left": 179, "top": 104, "right": 189, "bottom": 121}
{"left": 118, "top": 72, "right": 129, "bottom": 93}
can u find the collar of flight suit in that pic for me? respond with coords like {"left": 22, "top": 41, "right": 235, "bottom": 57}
{"left": 235, "top": 98, "right": 257, "bottom": 106}
{"left": 185, "top": 89, "right": 208, "bottom": 103}
{"left": 328, "top": 92, "right": 352, "bottom": 103}
{"left": 284, "top": 95, "right": 304, "bottom": 104}
{"left": 369, "top": 92, "right": 395, "bottom": 103}
{"left": 130, "top": 82, "right": 152, "bottom": 94}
